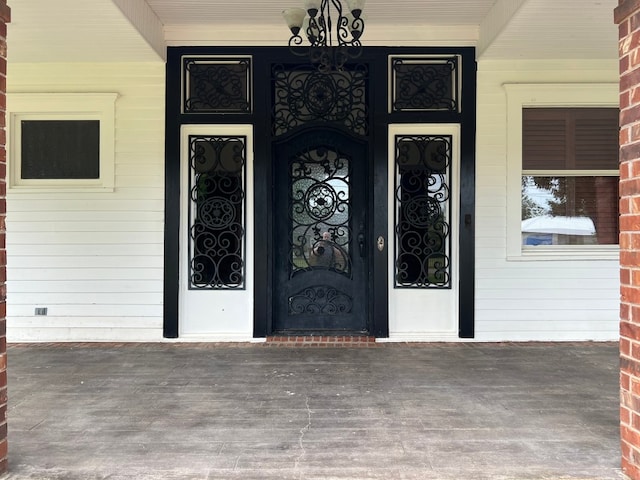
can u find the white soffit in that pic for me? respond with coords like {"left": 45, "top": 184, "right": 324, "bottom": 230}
{"left": 154, "top": 0, "right": 495, "bottom": 46}
{"left": 5, "top": 0, "right": 620, "bottom": 63}
{"left": 8, "top": 0, "right": 163, "bottom": 63}
{"left": 479, "top": 0, "right": 619, "bottom": 60}
{"left": 149, "top": 0, "right": 497, "bottom": 27}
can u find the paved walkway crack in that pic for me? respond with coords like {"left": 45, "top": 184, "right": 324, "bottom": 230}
{"left": 294, "top": 395, "right": 312, "bottom": 474}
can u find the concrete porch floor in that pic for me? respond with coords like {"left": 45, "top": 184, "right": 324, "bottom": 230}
{"left": 1, "top": 342, "right": 623, "bottom": 480}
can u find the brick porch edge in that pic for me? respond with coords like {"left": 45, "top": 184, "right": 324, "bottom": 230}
{"left": 265, "top": 335, "right": 378, "bottom": 347}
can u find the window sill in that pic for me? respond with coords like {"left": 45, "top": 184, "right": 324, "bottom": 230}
{"left": 508, "top": 245, "right": 619, "bottom": 261}
{"left": 8, "top": 184, "right": 115, "bottom": 194}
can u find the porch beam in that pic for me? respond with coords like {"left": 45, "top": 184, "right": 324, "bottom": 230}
{"left": 163, "top": 24, "right": 479, "bottom": 47}
{"left": 112, "top": 0, "right": 166, "bottom": 61}
{"left": 477, "top": 0, "right": 528, "bottom": 58}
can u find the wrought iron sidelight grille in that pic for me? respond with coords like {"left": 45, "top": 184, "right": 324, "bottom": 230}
{"left": 394, "top": 134, "right": 452, "bottom": 288}
{"left": 188, "top": 135, "right": 246, "bottom": 289}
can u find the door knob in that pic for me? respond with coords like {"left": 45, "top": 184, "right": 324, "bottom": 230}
{"left": 358, "top": 232, "right": 365, "bottom": 257}
{"left": 377, "top": 236, "right": 385, "bottom": 252}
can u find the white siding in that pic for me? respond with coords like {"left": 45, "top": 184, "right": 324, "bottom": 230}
{"left": 475, "top": 59, "right": 620, "bottom": 341}
{"left": 5, "top": 58, "right": 622, "bottom": 343}
{"left": 6, "top": 63, "right": 165, "bottom": 342}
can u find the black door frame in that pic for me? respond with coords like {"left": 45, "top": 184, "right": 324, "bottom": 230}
{"left": 163, "top": 46, "right": 476, "bottom": 339}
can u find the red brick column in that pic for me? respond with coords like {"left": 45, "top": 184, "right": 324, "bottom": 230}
{"left": 617, "top": 1, "right": 640, "bottom": 478}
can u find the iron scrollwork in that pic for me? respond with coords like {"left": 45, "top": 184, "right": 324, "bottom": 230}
{"left": 189, "top": 136, "right": 246, "bottom": 289}
{"left": 391, "top": 57, "right": 459, "bottom": 112}
{"left": 183, "top": 57, "right": 252, "bottom": 113}
{"left": 290, "top": 144, "right": 352, "bottom": 278}
{"left": 284, "top": 0, "right": 365, "bottom": 73}
{"left": 288, "top": 285, "right": 353, "bottom": 315}
{"left": 394, "top": 135, "right": 452, "bottom": 288}
{"left": 272, "top": 64, "right": 368, "bottom": 136}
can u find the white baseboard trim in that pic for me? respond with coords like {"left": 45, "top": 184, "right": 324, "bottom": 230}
{"left": 7, "top": 327, "right": 164, "bottom": 343}
{"left": 174, "top": 333, "right": 262, "bottom": 343}
{"left": 7, "top": 328, "right": 264, "bottom": 344}
{"left": 377, "top": 332, "right": 460, "bottom": 343}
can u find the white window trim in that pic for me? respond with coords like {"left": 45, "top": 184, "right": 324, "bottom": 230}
{"left": 7, "top": 93, "right": 117, "bottom": 192}
{"left": 504, "top": 83, "right": 620, "bottom": 261}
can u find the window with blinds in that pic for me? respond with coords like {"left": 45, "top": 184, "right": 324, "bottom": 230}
{"left": 521, "top": 107, "right": 619, "bottom": 246}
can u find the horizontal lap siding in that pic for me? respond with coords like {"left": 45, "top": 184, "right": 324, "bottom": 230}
{"left": 6, "top": 59, "right": 621, "bottom": 342}
{"left": 7, "top": 63, "right": 165, "bottom": 342}
{"left": 475, "top": 59, "right": 619, "bottom": 342}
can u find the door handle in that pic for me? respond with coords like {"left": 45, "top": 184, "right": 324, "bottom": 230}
{"left": 358, "top": 232, "right": 365, "bottom": 257}
{"left": 377, "top": 236, "right": 385, "bottom": 252}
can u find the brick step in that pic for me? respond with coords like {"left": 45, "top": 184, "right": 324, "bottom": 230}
{"left": 265, "top": 335, "right": 377, "bottom": 347}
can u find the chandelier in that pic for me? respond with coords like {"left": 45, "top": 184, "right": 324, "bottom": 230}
{"left": 282, "top": 0, "right": 366, "bottom": 73}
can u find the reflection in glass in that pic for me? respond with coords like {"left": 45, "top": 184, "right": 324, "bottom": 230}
{"left": 521, "top": 176, "right": 618, "bottom": 246}
{"left": 189, "top": 136, "right": 245, "bottom": 289}
{"left": 290, "top": 146, "right": 352, "bottom": 277}
{"left": 394, "top": 135, "right": 451, "bottom": 288}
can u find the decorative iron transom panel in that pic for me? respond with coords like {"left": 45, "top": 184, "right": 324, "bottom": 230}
{"left": 394, "top": 135, "right": 452, "bottom": 288}
{"left": 288, "top": 285, "right": 353, "bottom": 316}
{"left": 390, "top": 57, "right": 459, "bottom": 112}
{"left": 272, "top": 64, "right": 368, "bottom": 136}
{"left": 289, "top": 143, "right": 352, "bottom": 279}
{"left": 189, "top": 135, "right": 246, "bottom": 289}
{"left": 183, "top": 57, "right": 252, "bottom": 113}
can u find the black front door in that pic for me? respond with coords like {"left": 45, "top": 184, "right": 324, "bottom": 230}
{"left": 273, "top": 128, "right": 369, "bottom": 333}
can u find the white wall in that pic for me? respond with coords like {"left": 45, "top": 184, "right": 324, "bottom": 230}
{"left": 475, "top": 59, "right": 620, "bottom": 341}
{"left": 6, "top": 62, "right": 165, "bottom": 342}
{"left": 5, "top": 58, "right": 622, "bottom": 343}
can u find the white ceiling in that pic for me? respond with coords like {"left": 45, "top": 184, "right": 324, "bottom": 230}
{"left": 149, "top": 0, "right": 497, "bottom": 26}
{"left": 6, "top": 0, "right": 620, "bottom": 63}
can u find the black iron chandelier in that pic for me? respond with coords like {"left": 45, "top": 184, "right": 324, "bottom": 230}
{"left": 283, "top": 0, "right": 366, "bottom": 73}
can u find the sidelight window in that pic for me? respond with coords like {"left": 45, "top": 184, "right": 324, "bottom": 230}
{"left": 394, "top": 134, "right": 452, "bottom": 288}
{"left": 188, "top": 135, "right": 246, "bottom": 289}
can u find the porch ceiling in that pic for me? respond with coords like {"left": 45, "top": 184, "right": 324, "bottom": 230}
{"left": 7, "top": 0, "right": 619, "bottom": 63}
